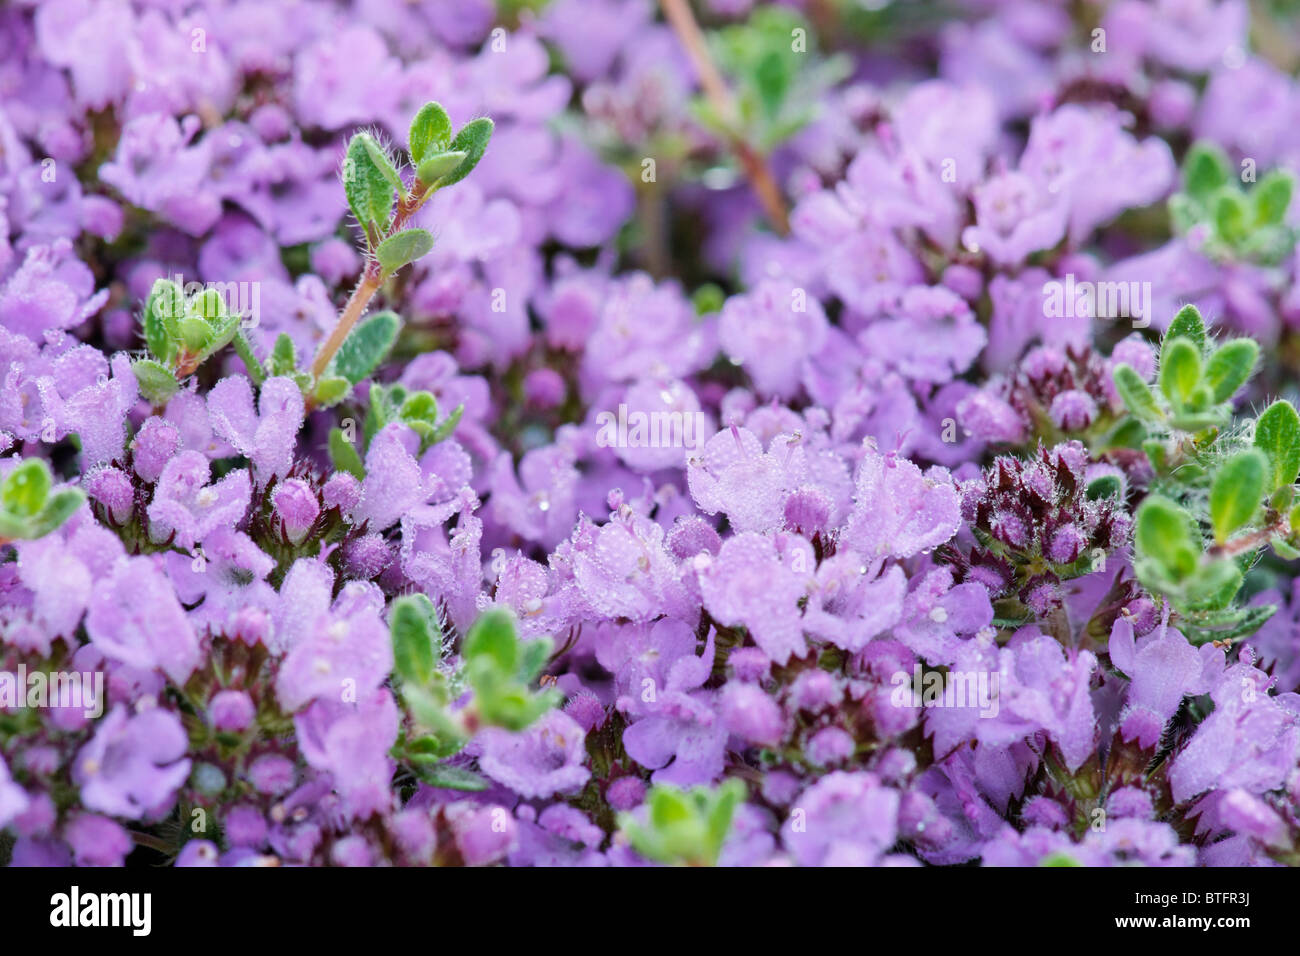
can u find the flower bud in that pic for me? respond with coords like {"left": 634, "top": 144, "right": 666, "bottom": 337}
{"left": 271, "top": 478, "right": 319, "bottom": 544}
{"left": 84, "top": 466, "right": 134, "bottom": 524}
{"left": 1049, "top": 389, "right": 1098, "bottom": 430}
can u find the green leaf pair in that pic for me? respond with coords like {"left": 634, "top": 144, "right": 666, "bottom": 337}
{"left": 1115, "top": 304, "right": 1258, "bottom": 437}
{"left": 408, "top": 104, "right": 492, "bottom": 194}
{"left": 136, "top": 278, "right": 243, "bottom": 401}
{"left": 0, "top": 458, "right": 84, "bottom": 541}
{"left": 618, "top": 779, "right": 746, "bottom": 867}
{"left": 341, "top": 104, "right": 493, "bottom": 277}
{"left": 364, "top": 383, "right": 463, "bottom": 452}
{"left": 701, "top": 8, "right": 849, "bottom": 153}
{"left": 1170, "top": 142, "right": 1296, "bottom": 265}
{"left": 461, "top": 608, "right": 560, "bottom": 732}
{"left": 329, "top": 379, "right": 462, "bottom": 479}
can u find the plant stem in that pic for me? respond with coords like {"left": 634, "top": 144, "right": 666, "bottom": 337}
{"left": 310, "top": 268, "right": 381, "bottom": 380}
{"left": 658, "top": 0, "right": 790, "bottom": 235}
{"left": 1209, "top": 512, "right": 1290, "bottom": 559}
{"left": 310, "top": 186, "right": 432, "bottom": 382}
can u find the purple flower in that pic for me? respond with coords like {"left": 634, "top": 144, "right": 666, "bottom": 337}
{"left": 207, "top": 375, "right": 304, "bottom": 484}
{"left": 276, "top": 579, "right": 393, "bottom": 713}
{"left": 295, "top": 691, "right": 400, "bottom": 820}
{"left": 1168, "top": 666, "right": 1300, "bottom": 803}
{"left": 477, "top": 710, "right": 591, "bottom": 799}
{"left": 85, "top": 555, "right": 200, "bottom": 684}
{"left": 699, "top": 532, "right": 807, "bottom": 665}
{"left": 571, "top": 509, "right": 680, "bottom": 623}
{"left": 271, "top": 477, "right": 320, "bottom": 544}
{"left": 146, "top": 451, "right": 251, "bottom": 550}
{"left": 64, "top": 813, "right": 133, "bottom": 867}
{"left": 0, "top": 756, "right": 29, "bottom": 829}
{"left": 718, "top": 278, "right": 829, "bottom": 398}
{"left": 780, "top": 772, "right": 900, "bottom": 866}
{"left": 73, "top": 706, "right": 191, "bottom": 819}
{"left": 1110, "top": 618, "right": 1213, "bottom": 749}
{"left": 962, "top": 171, "right": 1069, "bottom": 268}
{"left": 843, "top": 445, "right": 961, "bottom": 560}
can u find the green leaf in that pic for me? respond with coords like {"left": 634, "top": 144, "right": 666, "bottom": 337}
{"left": 621, "top": 781, "right": 745, "bottom": 867}
{"left": 1214, "top": 189, "right": 1249, "bottom": 244}
{"left": 330, "top": 310, "right": 401, "bottom": 384}
{"left": 649, "top": 786, "right": 694, "bottom": 830}
{"left": 1272, "top": 536, "right": 1300, "bottom": 560}
{"left": 187, "top": 287, "right": 229, "bottom": 323}
{"left": 1085, "top": 474, "right": 1122, "bottom": 501}
{"left": 437, "top": 118, "right": 494, "bottom": 190}
{"left": 415, "top": 150, "right": 467, "bottom": 188}
{"left": 360, "top": 135, "right": 404, "bottom": 195}
{"left": 362, "top": 383, "right": 400, "bottom": 447}
{"left": 232, "top": 329, "right": 266, "bottom": 386}
{"left": 1169, "top": 409, "right": 1230, "bottom": 432}
{"left": 463, "top": 608, "right": 519, "bottom": 675}
{"left": 1, "top": 459, "right": 51, "bottom": 518}
{"left": 132, "top": 358, "right": 180, "bottom": 406}
{"left": 1134, "top": 494, "right": 1199, "bottom": 582}
{"left": 1166, "top": 304, "right": 1207, "bottom": 351}
{"left": 25, "top": 489, "right": 83, "bottom": 541}
{"left": 391, "top": 593, "right": 440, "bottom": 685}
{"left": 1253, "top": 170, "right": 1293, "bottom": 226}
{"left": 408, "top": 102, "right": 452, "bottom": 166}
{"left": 143, "top": 278, "right": 183, "bottom": 361}
{"left": 25, "top": 488, "right": 85, "bottom": 538}
{"left": 177, "top": 314, "right": 213, "bottom": 354}
{"left": 1142, "top": 438, "right": 1168, "bottom": 472}
{"left": 426, "top": 403, "right": 464, "bottom": 446}
{"left": 1158, "top": 337, "right": 1202, "bottom": 407}
{"left": 311, "top": 376, "right": 351, "bottom": 408}
{"left": 1183, "top": 142, "right": 1232, "bottom": 201}
{"left": 1180, "top": 604, "right": 1276, "bottom": 646}
{"left": 198, "top": 313, "right": 240, "bottom": 361}
{"left": 410, "top": 763, "right": 488, "bottom": 791}
{"left": 1113, "top": 364, "right": 1163, "bottom": 424}
{"left": 1209, "top": 449, "right": 1268, "bottom": 543}
{"left": 1181, "top": 559, "right": 1243, "bottom": 611}
{"left": 1254, "top": 399, "right": 1300, "bottom": 490}
{"left": 399, "top": 391, "right": 438, "bottom": 424}
{"left": 268, "top": 333, "right": 297, "bottom": 377}
{"left": 375, "top": 229, "right": 434, "bottom": 277}
{"left": 516, "top": 637, "right": 552, "bottom": 684}
{"left": 1203, "top": 338, "right": 1258, "bottom": 402}
{"left": 753, "top": 50, "right": 791, "bottom": 119}
{"left": 342, "top": 132, "right": 395, "bottom": 232}
{"left": 329, "top": 427, "right": 365, "bottom": 479}
{"left": 704, "top": 778, "right": 745, "bottom": 854}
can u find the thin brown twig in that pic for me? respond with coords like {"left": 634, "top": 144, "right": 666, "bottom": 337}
{"left": 658, "top": 0, "right": 790, "bottom": 235}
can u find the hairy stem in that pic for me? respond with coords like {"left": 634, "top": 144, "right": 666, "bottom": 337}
{"left": 1208, "top": 512, "right": 1290, "bottom": 560}
{"left": 658, "top": 0, "right": 790, "bottom": 235}
{"left": 310, "top": 192, "right": 429, "bottom": 381}
{"left": 310, "top": 268, "right": 381, "bottom": 380}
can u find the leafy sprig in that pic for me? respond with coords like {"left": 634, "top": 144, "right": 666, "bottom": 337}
{"left": 308, "top": 103, "right": 492, "bottom": 384}
{"left": 1114, "top": 304, "right": 1298, "bottom": 643}
{"left": 390, "top": 605, "right": 560, "bottom": 791}
{"left": 1169, "top": 141, "right": 1296, "bottom": 265}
